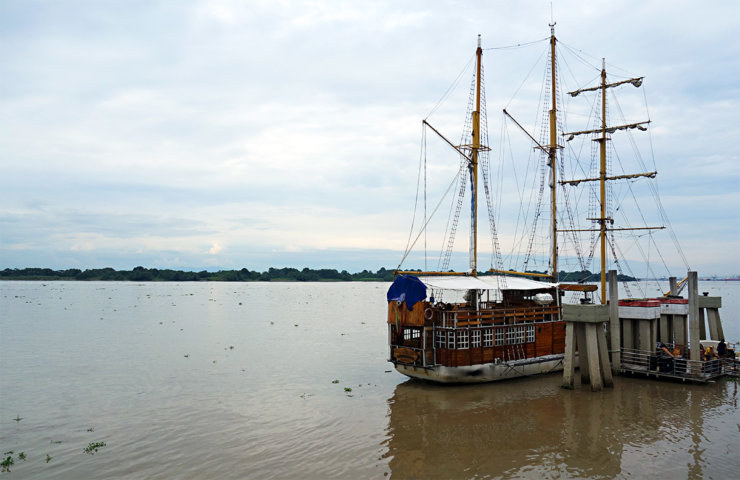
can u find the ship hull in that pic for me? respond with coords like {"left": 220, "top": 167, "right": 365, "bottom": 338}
{"left": 393, "top": 354, "right": 565, "bottom": 384}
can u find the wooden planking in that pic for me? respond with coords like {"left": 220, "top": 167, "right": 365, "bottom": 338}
{"left": 393, "top": 346, "right": 420, "bottom": 364}
{"left": 535, "top": 322, "right": 553, "bottom": 356}
{"left": 483, "top": 348, "right": 494, "bottom": 363}
{"left": 470, "top": 348, "right": 483, "bottom": 365}
{"left": 552, "top": 321, "right": 566, "bottom": 354}
{"left": 387, "top": 301, "right": 426, "bottom": 326}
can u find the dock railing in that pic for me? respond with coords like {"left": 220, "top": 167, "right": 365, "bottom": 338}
{"left": 620, "top": 347, "right": 733, "bottom": 382}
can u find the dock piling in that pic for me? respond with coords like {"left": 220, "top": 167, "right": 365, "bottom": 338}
{"left": 608, "top": 270, "right": 620, "bottom": 371}
{"left": 562, "top": 303, "right": 612, "bottom": 391}
{"left": 688, "top": 272, "right": 700, "bottom": 362}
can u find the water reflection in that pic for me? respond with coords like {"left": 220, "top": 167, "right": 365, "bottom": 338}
{"left": 384, "top": 374, "right": 736, "bottom": 479}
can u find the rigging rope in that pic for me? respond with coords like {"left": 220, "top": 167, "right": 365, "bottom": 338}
{"left": 483, "top": 37, "right": 549, "bottom": 51}
{"left": 426, "top": 55, "right": 475, "bottom": 120}
{"left": 479, "top": 65, "right": 506, "bottom": 281}
{"left": 398, "top": 160, "right": 468, "bottom": 271}
{"left": 439, "top": 69, "right": 478, "bottom": 271}
{"left": 403, "top": 123, "right": 426, "bottom": 258}
{"left": 505, "top": 46, "right": 548, "bottom": 110}
{"left": 440, "top": 161, "right": 468, "bottom": 272}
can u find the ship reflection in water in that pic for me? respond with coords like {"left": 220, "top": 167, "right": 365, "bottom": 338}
{"left": 383, "top": 374, "right": 738, "bottom": 479}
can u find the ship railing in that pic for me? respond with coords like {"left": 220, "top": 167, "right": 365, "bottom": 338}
{"left": 620, "top": 348, "right": 727, "bottom": 381}
{"left": 438, "top": 305, "right": 559, "bottom": 328}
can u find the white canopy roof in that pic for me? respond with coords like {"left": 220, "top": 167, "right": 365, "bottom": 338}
{"left": 418, "top": 275, "right": 557, "bottom": 291}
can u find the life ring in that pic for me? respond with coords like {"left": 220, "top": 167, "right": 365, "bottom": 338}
{"left": 424, "top": 308, "right": 434, "bottom": 320}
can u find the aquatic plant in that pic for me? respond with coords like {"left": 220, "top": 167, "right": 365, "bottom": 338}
{"left": 83, "top": 441, "right": 106, "bottom": 454}
{"left": 46, "top": 454, "right": 52, "bottom": 463}
{"left": 344, "top": 387, "right": 352, "bottom": 393}
{"left": 332, "top": 379, "right": 339, "bottom": 384}
{"left": 1, "top": 456, "right": 13, "bottom": 472}
{"left": 18, "top": 452, "right": 25, "bottom": 461}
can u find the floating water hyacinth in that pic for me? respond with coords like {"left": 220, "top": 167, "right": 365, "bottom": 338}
{"left": 84, "top": 442, "right": 107, "bottom": 455}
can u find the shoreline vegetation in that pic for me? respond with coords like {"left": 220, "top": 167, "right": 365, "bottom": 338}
{"left": 0, "top": 267, "right": 636, "bottom": 282}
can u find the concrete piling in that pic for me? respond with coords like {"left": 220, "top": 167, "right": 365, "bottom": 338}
{"left": 563, "top": 269, "right": 727, "bottom": 388}
{"left": 688, "top": 272, "right": 701, "bottom": 362}
{"left": 700, "top": 296, "right": 724, "bottom": 341}
{"left": 608, "top": 270, "right": 620, "bottom": 371}
{"left": 562, "top": 303, "right": 612, "bottom": 391}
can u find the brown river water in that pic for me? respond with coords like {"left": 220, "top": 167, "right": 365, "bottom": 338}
{"left": 1, "top": 281, "right": 738, "bottom": 479}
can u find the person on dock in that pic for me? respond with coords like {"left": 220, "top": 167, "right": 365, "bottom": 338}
{"left": 704, "top": 345, "right": 715, "bottom": 360}
{"left": 717, "top": 339, "right": 727, "bottom": 357}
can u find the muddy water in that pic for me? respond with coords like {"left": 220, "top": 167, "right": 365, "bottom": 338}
{"left": 1, "top": 281, "right": 738, "bottom": 479}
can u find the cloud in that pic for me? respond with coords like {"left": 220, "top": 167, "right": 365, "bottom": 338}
{"left": 1, "top": 0, "right": 738, "bottom": 275}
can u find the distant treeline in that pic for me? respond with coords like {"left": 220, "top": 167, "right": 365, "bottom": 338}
{"left": 0, "top": 266, "right": 396, "bottom": 282}
{"left": 0, "top": 267, "right": 636, "bottom": 282}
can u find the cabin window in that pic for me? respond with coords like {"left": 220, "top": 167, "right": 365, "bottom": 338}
{"left": 457, "top": 331, "right": 469, "bottom": 350}
{"left": 526, "top": 325, "right": 535, "bottom": 343}
{"left": 403, "top": 328, "right": 421, "bottom": 341}
{"left": 495, "top": 328, "right": 504, "bottom": 346}
{"left": 447, "top": 331, "right": 456, "bottom": 349}
{"left": 436, "top": 330, "right": 445, "bottom": 348}
{"left": 483, "top": 329, "right": 494, "bottom": 347}
{"left": 516, "top": 326, "right": 526, "bottom": 344}
{"left": 471, "top": 330, "right": 481, "bottom": 348}
{"left": 506, "top": 328, "right": 516, "bottom": 345}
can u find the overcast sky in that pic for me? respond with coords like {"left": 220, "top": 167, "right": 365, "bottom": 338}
{"left": 1, "top": 0, "right": 738, "bottom": 275}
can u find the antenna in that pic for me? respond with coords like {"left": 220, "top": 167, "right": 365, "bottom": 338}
{"left": 550, "top": 1, "right": 554, "bottom": 25}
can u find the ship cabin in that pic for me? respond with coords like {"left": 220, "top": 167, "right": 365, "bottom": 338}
{"left": 387, "top": 275, "right": 566, "bottom": 369}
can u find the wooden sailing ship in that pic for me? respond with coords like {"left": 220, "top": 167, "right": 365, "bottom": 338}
{"left": 386, "top": 26, "right": 664, "bottom": 383}
{"left": 388, "top": 274, "right": 569, "bottom": 382}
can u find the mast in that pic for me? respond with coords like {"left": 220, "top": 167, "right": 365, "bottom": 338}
{"left": 548, "top": 24, "right": 558, "bottom": 283}
{"left": 470, "top": 34, "right": 482, "bottom": 277}
{"left": 598, "top": 59, "right": 608, "bottom": 303}
{"left": 397, "top": 35, "right": 492, "bottom": 279}
{"left": 489, "top": 26, "right": 560, "bottom": 283}
{"left": 563, "top": 63, "right": 661, "bottom": 303}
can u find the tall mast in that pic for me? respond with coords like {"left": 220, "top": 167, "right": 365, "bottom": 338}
{"left": 470, "top": 35, "right": 482, "bottom": 277}
{"left": 549, "top": 24, "right": 558, "bottom": 283}
{"left": 563, "top": 62, "right": 659, "bottom": 303}
{"left": 598, "top": 59, "right": 608, "bottom": 303}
